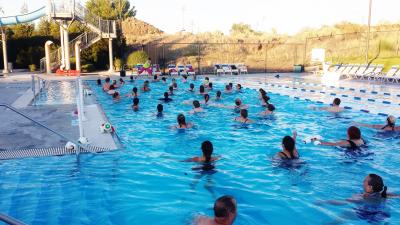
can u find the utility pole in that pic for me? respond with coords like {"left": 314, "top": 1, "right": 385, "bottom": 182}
{"left": 365, "top": 0, "right": 372, "bottom": 64}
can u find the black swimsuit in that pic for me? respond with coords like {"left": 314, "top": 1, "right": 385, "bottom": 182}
{"left": 381, "top": 125, "right": 395, "bottom": 131}
{"left": 347, "top": 139, "right": 365, "bottom": 150}
{"left": 279, "top": 151, "right": 298, "bottom": 159}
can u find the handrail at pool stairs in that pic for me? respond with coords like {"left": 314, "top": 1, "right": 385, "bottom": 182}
{"left": 0, "top": 104, "right": 88, "bottom": 155}
{"left": 0, "top": 212, "right": 27, "bottom": 225}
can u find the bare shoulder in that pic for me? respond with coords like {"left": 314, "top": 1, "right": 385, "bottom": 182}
{"left": 196, "top": 216, "right": 214, "bottom": 225}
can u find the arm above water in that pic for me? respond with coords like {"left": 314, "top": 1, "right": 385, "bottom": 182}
{"left": 319, "top": 140, "right": 349, "bottom": 147}
{"left": 353, "top": 122, "right": 382, "bottom": 129}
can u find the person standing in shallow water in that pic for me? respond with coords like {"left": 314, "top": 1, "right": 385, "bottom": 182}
{"left": 196, "top": 195, "right": 237, "bottom": 225}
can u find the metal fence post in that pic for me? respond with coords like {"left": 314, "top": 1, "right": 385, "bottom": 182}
{"left": 31, "top": 75, "right": 36, "bottom": 106}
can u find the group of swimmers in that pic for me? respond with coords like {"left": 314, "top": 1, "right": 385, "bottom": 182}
{"left": 97, "top": 75, "right": 398, "bottom": 224}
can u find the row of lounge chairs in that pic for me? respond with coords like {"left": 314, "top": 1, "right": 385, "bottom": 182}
{"left": 131, "top": 64, "right": 195, "bottom": 76}
{"left": 214, "top": 64, "right": 248, "bottom": 75}
{"left": 334, "top": 64, "right": 400, "bottom": 83}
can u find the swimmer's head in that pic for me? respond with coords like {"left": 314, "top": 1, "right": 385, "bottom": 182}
{"left": 259, "top": 88, "right": 266, "bottom": 95}
{"left": 169, "top": 86, "right": 173, "bottom": 92}
{"left": 199, "top": 85, "right": 205, "bottom": 93}
{"left": 201, "top": 140, "right": 213, "bottom": 162}
{"left": 132, "top": 87, "right": 138, "bottom": 93}
{"left": 119, "top": 78, "right": 124, "bottom": 82}
{"left": 183, "top": 75, "right": 188, "bottom": 79}
{"left": 97, "top": 79, "right": 101, "bottom": 85}
{"left": 205, "top": 77, "right": 210, "bottom": 81}
{"left": 162, "top": 77, "right": 166, "bottom": 81}
{"left": 105, "top": 77, "right": 111, "bottom": 83}
{"left": 282, "top": 136, "right": 295, "bottom": 153}
{"left": 144, "top": 80, "right": 149, "bottom": 84}
{"left": 164, "top": 92, "right": 169, "bottom": 98}
{"left": 154, "top": 75, "right": 157, "bottom": 80}
{"left": 364, "top": 174, "right": 387, "bottom": 198}
{"left": 240, "top": 109, "right": 248, "bottom": 118}
{"left": 237, "top": 84, "right": 242, "bottom": 90}
{"left": 157, "top": 104, "right": 163, "bottom": 113}
{"left": 190, "top": 83, "right": 195, "bottom": 89}
{"left": 112, "top": 80, "right": 117, "bottom": 85}
{"left": 193, "top": 100, "right": 201, "bottom": 108}
{"left": 267, "top": 104, "right": 275, "bottom": 112}
{"left": 235, "top": 98, "right": 242, "bottom": 106}
{"left": 347, "top": 126, "right": 361, "bottom": 140}
{"left": 177, "top": 113, "right": 186, "bottom": 125}
{"left": 229, "top": 83, "right": 233, "bottom": 87}
{"left": 133, "top": 97, "right": 139, "bottom": 106}
{"left": 213, "top": 196, "right": 237, "bottom": 224}
{"left": 333, "top": 98, "right": 341, "bottom": 106}
{"left": 216, "top": 90, "right": 222, "bottom": 98}
{"left": 387, "top": 115, "right": 396, "bottom": 126}
{"left": 112, "top": 92, "right": 120, "bottom": 98}
{"left": 109, "top": 85, "right": 115, "bottom": 90}
{"left": 225, "top": 85, "right": 230, "bottom": 90}
{"left": 209, "top": 82, "right": 213, "bottom": 88}
{"left": 204, "top": 94, "right": 210, "bottom": 103}
{"left": 172, "top": 78, "right": 176, "bottom": 82}
{"left": 173, "top": 83, "right": 178, "bottom": 88}
{"left": 130, "top": 75, "right": 134, "bottom": 80}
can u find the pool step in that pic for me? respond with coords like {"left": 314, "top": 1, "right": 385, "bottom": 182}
{"left": 0, "top": 145, "right": 116, "bottom": 160}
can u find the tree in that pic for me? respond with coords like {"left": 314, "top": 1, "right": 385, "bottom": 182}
{"left": 86, "top": 0, "right": 136, "bottom": 20}
{"left": 112, "top": 0, "right": 136, "bottom": 21}
{"left": 36, "top": 18, "right": 60, "bottom": 37}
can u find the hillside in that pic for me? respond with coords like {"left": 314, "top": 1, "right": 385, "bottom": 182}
{"left": 121, "top": 19, "right": 400, "bottom": 72}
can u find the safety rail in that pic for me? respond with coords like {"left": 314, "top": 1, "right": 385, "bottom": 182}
{"left": 73, "top": 1, "right": 116, "bottom": 35}
{"left": 0, "top": 213, "right": 26, "bottom": 225}
{"left": 0, "top": 104, "right": 87, "bottom": 154}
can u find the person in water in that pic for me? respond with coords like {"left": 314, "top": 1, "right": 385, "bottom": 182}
{"left": 103, "top": 77, "right": 111, "bottom": 91}
{"left": 190, "top": 100, "right": 204, "bottom": 114}
{"left": 152, "top": 75, "right": 159, "bottom": 82}
{"left": 162, "top": 77, "right": 167, "bottom": 84}
{"left": 199, "top": 85, "right": 207, "bottom": 95}
{"left": 355, "top": 115, "right": 400, "bottom": 131}
{"left": 96, "top": 79, "right": 102, "bottom": 86}
{"left": 312, "top": 98, "right": 344, "bottom": 113}
{"left": 224, "top": 85, "right": 232, "bottom": 93}
{"left": 127, "top": 87, "right": 139, "bottom": 98}
{"left": 182, "top": 75, "right": 188, "bottom": 83}
{"left": 142, "top": 80, "right": 150, "bottom": 92}
{"left": 215, "top": 91, "right": 222, "bottom": 100}
{"left": 202, "top": 94, "right": 210, "bottom": 105}
{"left": 168, "top": 86, "right": 174, "bottom": 95}
{"left": 119, "top": 78, "right": 125, "bottom": 86}
{"left": 208, "top": 82, "right": 213, "bottom": 90}
{"left": 259, "top": 88, "right": 270, "bottom": 106}
{"left": 156, "top": 104, "right": 163, "bottom": 117}
{"left": 203, "top": 77, "right": 210, "bottom": 87}
{"left": 236, "top": 84, "right": 242, "bottom": 92}
{"left": 234, "top": 98, "right": 248, "bottom": 110}
{"left": 260, "top": 104, "right": 275, "bottom": 116}
{"left": 107, "top": 85, "right": 116, "bottom": 95}
{"left": 173, "top": 82, "right": 178, "bottom": 90}
{"left": 112, "top": 91, "right": 120, "bottom": 101}
{"left": 169, "top": 78, "right": 176, "bottom": 87}
{"left": 159, "top": 92, "right": 173, "bottom": 102}
{"left": 276, "top": 131, "right": 299, "bottom": 159}
{"left": 112, "top": 79, "right": 119, "bottom": 88}
{"left": 173, "top": 113, "right": 193, "bottom": 129}
{"left": 189, "top": 83, "right": 195, "bottom": 92}
{"left": 129, "top": 75, "right": 134, "bottom": 82}
{"left": 234, "top": 109, "right": 253, "bottom": 123}
{"left": 196, "top": 195, "right": 237, "bottom": 225}
{"left": 132, "top": 97, "right": 139, "bottom": 111}
{"left": 314, "top": 126, "right": 365, "bottom": 149}
{"left": 186, "top": 141, "right": 220, "bottom": 163}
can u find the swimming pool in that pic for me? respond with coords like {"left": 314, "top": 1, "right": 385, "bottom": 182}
{"left": 1, "top": 76, "right": 399, "bottom": 225}
{"left": 35, "top": 81, "right": 76, "bottom": 105}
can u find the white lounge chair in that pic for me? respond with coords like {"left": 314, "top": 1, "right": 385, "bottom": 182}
{"left": 369, "top": 64, "right": 384, "bottom": 80}
{"left": 222, "top": 64, "right": 232, "bottom": 75}
{"left": 359, "top": 64, "right": 375, "bottom": 80}
{"left": 335, "top": 64, "right": 347, "bottom": 76}
{"left": 238, "top": 64, "right": 248, "bottom": 74}
{"left": 168, "top": 64, "right": 178, "bottom": 76}
{"left": 340, "top": 64, "right": 353, "bottom": 78}
{"left": 353, "top": 64, "right": 367, "bottom": 79}
{"left": 345, "top": 64, "right": 359, "bottom": 79}
{"left": 389, "top": 68, "right": 400, "bottom": 83}
{"left": 230, "top": 64, "right": 239, "bottom": 75}
{"left": 382, "top": 65, "right": 399, "bottom": 82}
{"left": 214, "top": 64, "right": 224, "bottom": 75}
{"left": 185, "top": 64, "right": 196, "bottom": 75}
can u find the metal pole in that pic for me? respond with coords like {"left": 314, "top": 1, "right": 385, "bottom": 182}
{"left": 365, "top": 0, "right": 372, "bottom": 64}
{"left": 31, "top": 75, "right": 36, "bottom": 105}
{"left": 197, "top": 43, "right": 201, "bottom": 75}
{"left": 108, "top": 38, "right": 114, "bottom": 73}
{"left": 303, "top": 37, "right": 308, "bottom": 66}
{"left": 1, "top": 27, "right": 9, "bottom": 74}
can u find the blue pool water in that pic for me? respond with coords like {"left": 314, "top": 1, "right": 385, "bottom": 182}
{"left": 1, "top": 77, "right": 399, "bottom": 225}
{"left": 35, "top": 81, "right": 76, "bottom": 105}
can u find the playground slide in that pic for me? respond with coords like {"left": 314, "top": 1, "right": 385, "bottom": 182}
{"left": 0, "top": 6, "right": 46, "bottom": 26}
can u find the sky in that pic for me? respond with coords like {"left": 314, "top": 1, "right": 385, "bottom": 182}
{"left": 1, "top": 0, "right": 400, "bottom": 35}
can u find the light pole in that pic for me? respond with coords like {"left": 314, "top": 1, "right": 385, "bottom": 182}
{"left": 365, "top": 0, "right": 372, "bottom": 64}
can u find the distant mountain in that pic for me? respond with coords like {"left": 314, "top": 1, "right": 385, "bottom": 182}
{"left": 121, "top": 18, "right": 164, "bottom": 44}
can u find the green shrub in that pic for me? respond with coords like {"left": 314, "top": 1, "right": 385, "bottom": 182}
{"left": 81, "top": 64, "right": 95, "bottom": 72}
{"left": 126, "top": 51, "right": 148, "bottom": 67}
{"left": 28, "top": 64, "right": 36, "bottom": 71}
{"left": 114, "top": 58, "right": 123, "bottom": 71}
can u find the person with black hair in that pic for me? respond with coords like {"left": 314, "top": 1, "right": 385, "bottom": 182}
{"left": 260, "top": 103, "right": 275, "bottom": 116}
{"left": 215, "top": 91, "right": 222, "bottom": 101}
{"left": 159, "top": 92, "right": 173, "bottom": 102}
{"left": 190, "top": 100, "right": 204, "bottom": 114}
{"left": 141, "top": 80, "right": 150, "bottom": 92}
{"left": 196, "top": 195, "right": 237, "bottom": 225}
{"left": 188, "top": 83, "right": 195, "bottom": 92}
{"left": 234, "top": 109, "right": 253, "bottom": 124}
{"left": 96, "top": 79, "right": 102, "bottom": 86}
{"left": 152, "top": 75, "right": 159, "bottom": 82}
{"left": 103, "top": 77, "right": 111, "bottom": 91}
{"left": 168, "top": 86, "right": 174, "bottom": 95}
{"left": 202, "top": 94, "right": 210, "bottom": 105}
{"left": 172, "top": 114, "right": 193, "bottom": 129}
{"left": 208, "top": 82, "right": 213, "bottom": 90}
{"left": 129, "top": 75, "right": 134, "bottom": 82}
{"left": 161, "top": 77, "right": 167, "bottom": 84}
{"left": 312, "top": 98, "right": 344, "bottom": 113}
{"left": 132, "top": 97, "right": 140, "bottom": 111}
{"left": 156, "top": 104, "right": 163, "bottom": 117}
{"left": 199, "top": 85, "right": 207, "bottom": 95}
{"left": 119, "top": 78, "right": 125, "bottom": 86}
{"left": 276, "top": 131, "right": 299, "bottom": 159}
{"left": 112, "top": 91, "right": 120, "bottom": 101}
{"left": 236, "top": 84, "right": 242, "bottom": 92}
{"left": 107, "top": 85, "right": 116, "bottom": 95}
{"left": 126, "top": 87, "right": 139, "bottom": 98}
{"left": 355, "top": 115, "right": 400, "bottom": 131}
{"left": 182, "top": 75, "right": 188, "bottom": 83}
{"left": 185, "top": 141, "right": 220, "bottom": 163}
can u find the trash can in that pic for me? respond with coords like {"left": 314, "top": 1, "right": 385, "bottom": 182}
{"left": 120, "top": 70, "right": 126, "bottom": 77}
{"left": 293, "top": 64, "right": 304, "bottom": 73}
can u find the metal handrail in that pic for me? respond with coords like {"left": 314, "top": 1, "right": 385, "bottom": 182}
{"left": 0, "top": 104, "right": 89, "bottom": 153}
{"left": 0, "top": 213, "right": 26, "bottom": 225}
